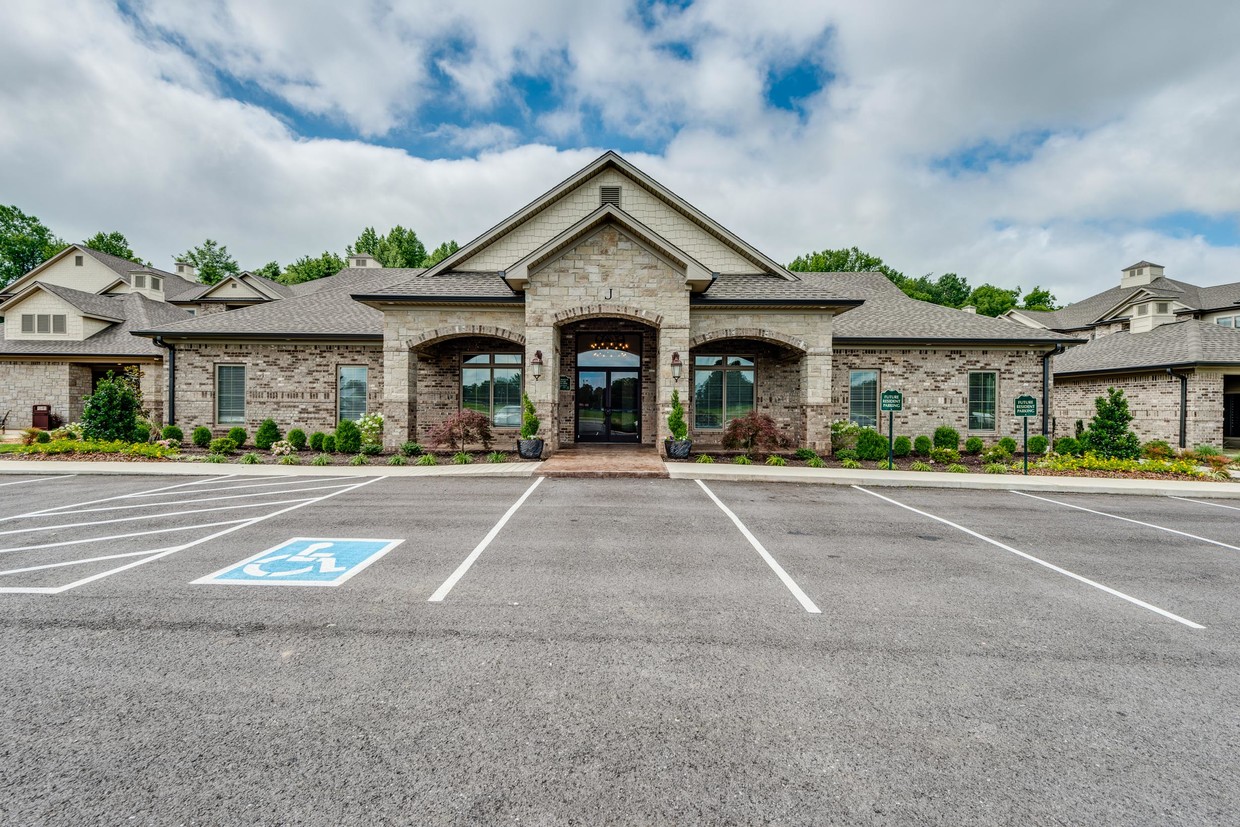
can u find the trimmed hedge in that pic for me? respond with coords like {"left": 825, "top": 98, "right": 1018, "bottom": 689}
{"left": 335, "top": 420, "right": 362, "bottom": 454}
{"left": 892, "top": 436, "right": 911, "bottom": 458}
{"left": 933, "top": 426, "right": 960, "bottom": 450}
{"left": 309, "top": 432, "right": 326, "bottom": 451}
{"left": 255, "top": 419, "right": 281, "bottom": 450}
{"left": 964, "top": 436, "right": 984, "bottom": 454}
{"left": 192, "top": 426, "right": 211, "bottom": 448}
{"left": 855, "top": 428, "right": 888, "bottom": 461}
{"left": 209, "top": 437, "right": 237, "bottom": 455}
{"left": 287, "top": 428, "right": 307, "bottom": 450}
{"left": 162, "top": 425, "right": 184, "bottom": 442}
{"left": 227, "top": 427, "right": 247, "bottom": 448}
{"left": 913, "top": 435, "right": 932, "bottom": 457}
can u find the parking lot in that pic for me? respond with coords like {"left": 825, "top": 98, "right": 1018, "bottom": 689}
{"left": 2, "top": 472, "right": 1239, "bottom": 824}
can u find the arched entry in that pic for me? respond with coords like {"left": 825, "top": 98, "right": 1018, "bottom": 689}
{"left": 557, "top": 316, "right": 658, "bottom": 445}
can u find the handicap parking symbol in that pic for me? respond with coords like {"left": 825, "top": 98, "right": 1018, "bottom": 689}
{"left": 193, "top": 538, "right": 403, "bottom": 587}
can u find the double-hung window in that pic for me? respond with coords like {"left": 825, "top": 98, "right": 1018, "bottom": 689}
{"left": 968, "top": 372, "right": 997, "bottom": 431}
{"left": 849, "top": 370, "right": 879, "bottom": 428}
{"left": 338, "top": 366, "right": 368, "bottom": 422}
{"left": 693, "top": 355, "right": 755, "bottom": 429}
{"left": 461, "top": 354, "right": 522, "bottom": 426}
{"left": 216, "top": 365, "right": 246, "bottom": 424}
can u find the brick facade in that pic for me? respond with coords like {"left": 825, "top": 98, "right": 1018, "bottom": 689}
{"left": 1053, "top": 370, "right": 1232, "bottom": 448}
{"left": 413, "top": 336, "right": 524, "bottom": 446}
{"left": 171, "top": 342, "right": 382, "bottom": 436}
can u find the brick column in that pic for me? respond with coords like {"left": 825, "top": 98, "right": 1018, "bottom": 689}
{"left": 383, "top": 344, "right": 414, "bottom": 451}
{"left": 525, "top": 325, "right": 559, "bottom": 453}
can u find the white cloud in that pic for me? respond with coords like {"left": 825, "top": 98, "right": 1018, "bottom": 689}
{"left": 1, "top": 0, "right": 1238, "bottom": 302}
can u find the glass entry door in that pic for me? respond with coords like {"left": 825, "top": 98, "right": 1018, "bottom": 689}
{"left": 576, "top": 369, "right": 641, "bottom": 442}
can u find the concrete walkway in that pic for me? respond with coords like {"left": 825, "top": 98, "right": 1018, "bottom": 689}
{"left": 0, "top": 459, "right": 540, "bottom": 478}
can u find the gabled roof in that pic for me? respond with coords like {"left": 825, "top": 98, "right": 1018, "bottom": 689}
{"left": 0, "top": 293, "right": 191, "bottom": 358}
{"left": 1123, "top": 260, "right": 1164, "bottom": 270}
{"left": 1054, "top": 320, "right": 1240, "bottom": 376}
{"left": 417, "top": 151, "right": 795, "bottom": 281}
{"left": 174, "top": 271, "right": 294, "bottom": 303}
{"left": 0, "top": 281, "right": 127, "bottom": 322}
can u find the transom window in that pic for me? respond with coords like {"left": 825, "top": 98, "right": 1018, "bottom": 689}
{"left": 968, "top": 372, "right": 997, "bottom": 431}
{"left": 216, "top": 365, "right": 246, "bottom": 424}
{"left": 693, "top": 355, "right": 754, "bottom": 429}
{"left": 849, "top": 370, "right": 879, "bottom": 428}
{"left": 577, "top": 333, "right": 640, "bottom": 367}
{"left": 462, "top": 353, "right": 522, "bottom": 426}
{"left": 338, "top": 365, "right": 368, "bottom": 422}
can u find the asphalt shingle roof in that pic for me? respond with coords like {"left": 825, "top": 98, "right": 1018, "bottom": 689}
{"left": 1053, "top": 320, "right": 1240, "bottom": 375}
{"left": 0, "top": 293, "right": 191, "bottom": 357}
{"left": 35, "top": 283, "right": 127, "bottom": 321}
{"left": 354, "top": 271, "right": 517, "bottom": 300}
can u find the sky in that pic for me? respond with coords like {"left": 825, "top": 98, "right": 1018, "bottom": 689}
{"left": 2, "top": 0, "right": 1239, "bottom": 302}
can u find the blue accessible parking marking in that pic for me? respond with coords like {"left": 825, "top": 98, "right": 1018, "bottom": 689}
{"left": 192, "top": 537, "right": 403, "bottom": 587}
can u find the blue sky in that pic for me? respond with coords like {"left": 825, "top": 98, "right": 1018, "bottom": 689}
{"left": 2, "top": 0, "right": 1239, "bottom": 302}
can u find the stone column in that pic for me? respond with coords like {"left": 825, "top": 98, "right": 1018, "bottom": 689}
{"left": 656, "top": 325, "right": 690, "bottom": 449}
{"left": 525, "top": 324, "right": 559, "bottom": 453}
{"left": 383, "top": 344, "right": 413, "bottom": 451}
{"left": 801, "top": 345, "right": 833, "bottom": 453}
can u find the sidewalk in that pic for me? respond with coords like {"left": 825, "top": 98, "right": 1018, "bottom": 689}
{"left": 666, "top": 462, "right": 1240, "bottom": 498}
{"left": 0, "top": 459, "right": 540, "bottom": 478}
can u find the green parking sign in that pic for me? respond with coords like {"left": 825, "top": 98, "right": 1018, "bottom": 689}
{"left": 880, "top": 390, "right": 903, "bottom": 412}
{"left": 1014, "top": 395, "right": 1037, "bottom": 417}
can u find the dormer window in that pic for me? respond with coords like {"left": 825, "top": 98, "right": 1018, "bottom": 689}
{"left": 24, "top": 313, "right": 66, "bottom": 334}
{"left": 151, "top": 276, "right": 162, "bottom": 291}
{"left": 133, "top": 274, "right": 146, "bottom": 289}
{"left": 354, "top": 258, "right": 366, "bottom": 267}
{"left": 1135, "top": 267, "right": 1144, "bottom": 276}
{"left": 1156, "top": 302, "right": 1168, "bottom": 314}
{"left": 1136, "top": 304, "right": 1148, "bottom": 316}
{"left": 600, "top": 185, "right": 621, "bottom": 207}
{"left": 74, "top": 255, "right": 84, "bottom": 266}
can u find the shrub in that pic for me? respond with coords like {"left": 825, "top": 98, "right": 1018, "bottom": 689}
{"left": 227, "top": 427, "right": 247, "bottom": 447}
{"left": 983, "top": 463, "right": 1007, "bottom": 474}
{"left": 309, "top": 431, "right": 326, "bottom": 451}
{"left": 81, "top": 372, "right": 140, "bottom": 442}
{"left": 946, "top": 463, "right": 968, "bottom": 473}
{"left": 734, "top": 455, "right": 753, "bottom": 465}
{"left": 930, "top": 447, "right": 960, "bottom": 464}
{"left": 1142, "top": 439, "right": 1174, "bottom": 460}
{"left": 855, "top": 428, "right": 888, "bottom": 461}
{"left": 667, "top": 388, "right": 688, "bottom": 441}
{"left": 360, "top": 443, "right": 382, "bottom": 456}
{"left": 357, "top": 412, "right": 384, "bottom": 447}
{"left": 133, "top": 424, "right": 151, "bottom": 444}
{"left": 933, "top": 426, "right": 960, "bottom": 450}
{"left": 349, "top": 454, "right": 368, "bottom": 466}
{"left": 416, "top": 453, "right": 437, "bottom": 466}
{"left": 162, "top": 425, "right": 184, "bottom": 442}
{"left": 1193, "top": 443, "right": 1223, "bottom": 457}
{"left": 1079, "top": 387, "right": 1140, "bottom": 460}
{"left": 997, "top": 437, "right": 1018, "bottom": 455}
{"left": 35, "top": 430, "right": 51, "bottom": 444}
{"left": 841, "top": 458, "right": 861, "bottom": 469}
{"left": 323, "top": 435, "right": 337, "bottom": 453}
{"left": 806, "top": 456, "right": 825, "bottom": 468}
{"left": 452, "top": 451, "right": 472, "bottom": 464}
{"left": 766, "top": 455, "right": 787, "bottom": 466}
{"left": 830, "top": 419, "right": 861, "bottom": 453}
{"left": 1053, "top": 436, "right": 1081, "bottom": 456}
{"left": 520, "top": 393, "right": 540, "bottom": 440}
{"left": 429, "top": 410, "right": 492, "bottom": 452}
{"left": 835, "top": 448, "right": 858, "bottom": 461}
{"left": 794, "top": 447, "right": 818, "bottom": 461}
{"left": 287, "top": 429, "right": 307, "bottom": 450}
{"left": 209, "top": 437, "right": 237, "bottom": 455}
{"left": 981, "top": 445, "right": 1011, "bottom": 463}
{"left": 1028, "top": 435, "right": 1049, "bottom": 455}
{"left": 876, "top": 459, "right": 895, "bottom": 470}
{"left": 911, "top": 460, "right": 933, "bottom": 472}
{"left": 400, "top": 441, "right": 423, "bottom": 457}
{"left": 335, "top": 419, "right": 363, "bottom": 454}
{"left": 270, "top": 439, "right": 294, "bottom": 457}
{"left": 311, "top": 453, "right": 331, "bottom": 466}
{"left": 913, "top": 435, "right": 932, "bottom": 457}
{"left": 279, "top": 455, "right": 300, "bottom": 466}
{"left": 964, "top": 436, "right": 984, "bottom": 454}
{"left": 722, "top": 411, "right": 790, "bottom": 456}
{"left": 192, "top": 426, "right": 212, "bottom": 448}
{"left": 387, "top": 454, "right": 407, "bottom": 466}
{"left": 255, "top": 419, "right": 281, "bottom": 450}
{"left": 19, "top": 428, "right": 42, "bottom": 446}
{"left": 240, "top": 452, "right": 260, "bottom": 464}
{"left": 892, "top": 436, "right": 912, "bottom": 458}
{"left": 695, "top": 454, "right": 715, "bottom": 463}
{"left": 486, "top": 451, "right": 508, "bottom": 463}
{"left": 205, "top": 454, "right": 228, "bottom": 463}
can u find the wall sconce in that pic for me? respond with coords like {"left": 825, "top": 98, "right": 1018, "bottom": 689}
{"left": 530, "top": 350, "right": 543, "bottom": 379}
{"left": 670, "top": 351, "right": 682, "bottom": 380}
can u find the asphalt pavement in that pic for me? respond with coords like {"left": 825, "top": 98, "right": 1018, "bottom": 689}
{"left": 1, "top": 473, "right": 1238, "bottom": 825}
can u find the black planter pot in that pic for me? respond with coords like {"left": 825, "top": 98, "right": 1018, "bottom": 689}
{"left": 664, "top": 438, "right": 693, "bottom": 460}
{"left": 517, "top": 438, "right": 545, "bottom": 460}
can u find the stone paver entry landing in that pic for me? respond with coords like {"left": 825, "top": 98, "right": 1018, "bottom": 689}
{"left": 536, "top": 445, "right": 668, "bottom": 478}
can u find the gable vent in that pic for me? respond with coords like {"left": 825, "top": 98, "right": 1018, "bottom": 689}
{"left": 600, "top": 185, "right": 621, "bottom": 207}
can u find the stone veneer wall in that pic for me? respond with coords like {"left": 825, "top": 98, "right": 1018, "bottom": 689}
{"left": 413, "top": 336, "right": 524, "bottom": 446}
{"left": 1053, "top": 369, "right": 1228, "bottom": 447}
{"left": 688, "top": 340, "right": 804, "bottom": 447}
{"left": 0, "top": 360, "right": 163, "bottom": 429}
{"left": 556, "top": 319, "right": 657, "bottom": 446}
{"left": 832, "top": 347, "right": 1048, "bottom": 440}
{"left": 173, "top": 342, "right": 382, "bottom": 435}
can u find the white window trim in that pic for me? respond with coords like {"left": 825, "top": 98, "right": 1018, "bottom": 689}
{"left": 337, "top": 364, "right": 369, "bottom": 424}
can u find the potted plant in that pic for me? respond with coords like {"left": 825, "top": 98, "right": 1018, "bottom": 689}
{"left": 664, "top": 388, "right": 692, "bottom": 459}
{"left": 517, "top": 393, "right": 544, "bottom": 460}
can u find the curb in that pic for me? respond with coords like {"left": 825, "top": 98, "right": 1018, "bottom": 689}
{"left": 0, "top": 459, "right": 541, "bottom": 478}
{"left": 665, "top": 463, "right": 1240, "bottom": 498}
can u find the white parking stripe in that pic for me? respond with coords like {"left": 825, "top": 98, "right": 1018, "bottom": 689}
{"left": 0, "top": 477, "right": 385, "bottom": 594}
{"left": 123, "top": 476, "right": 355, "bottom": 497}
{"left": 429, "top": 477, "right": 543, "bottom": 603}
{"left": 1167, "top": 495, "right": 1240, "bottom": 513}
{"left": 697, "top": 480, "right": 821, "bottom": 614}
{"left": 0, "top": 475, "right": 77, "bottom": 487}
{"left": 5, "top": 483, "right": 362, "bottom": 519}
{"left": 1014, "top": 491, "right": 1240, "bottom": 552}
{"left": 0, "top": 519, "right": 255, "bottom": 554}
{"left": 0, "top": 475, "right": 240, "bottom": 522}
{"left": 0, "top": 497, "right": 316, "bottom": 536}
{"left": 0, "top": 548, "right": 160, "bottom": 576}
{"left": 854, "top": 485, "right": 1203, "bottom": 629}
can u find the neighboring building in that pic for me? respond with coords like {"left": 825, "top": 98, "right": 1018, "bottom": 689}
{"left": 136, "top": 153, "right": 1075, "bottom": 453}
{"left": 1004, "top": 261, "right": 1240, "bottom": 447}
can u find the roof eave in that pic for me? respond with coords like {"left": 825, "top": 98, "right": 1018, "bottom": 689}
{"left": 130, "top": 330, "right": 383, "bottom": 342}
{"left": 834, "top": 335, "right": 1086, "bottom": 346}
{"left": 690, "top": 298, "right": 864, "bottom": 310}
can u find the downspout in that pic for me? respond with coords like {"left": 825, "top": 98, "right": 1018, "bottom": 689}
{"left": 154, "top": 336, "right": 175, "bottom": 425}
{"left": 1042, "top": 345, "right": 1064, "bottom": 437}
{"left": 1167, "top": 367, "right": 1188, "bottom": 448}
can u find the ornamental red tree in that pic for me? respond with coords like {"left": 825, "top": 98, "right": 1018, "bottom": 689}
{"left": 429, "top": 410, "right": 493, "bottom": 452}
{"left": 721, "top": 411, "right": 789, "bottom": 456}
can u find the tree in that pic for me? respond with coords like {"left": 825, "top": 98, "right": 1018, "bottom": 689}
{"left": 80, "top": 371, "right": 140, "bottom": 442}
{"left": 252, "top": 261, "right": 281, "bottom": 281}
{"left": 965, "top": 284, "right": 1019, "bottom": 317}
{"left": 426, "top": 240, "right": 459, "bottom": 266}
{"left": 83, "top": 231, "right": 140, "bottom": 262}
{"left": 789, "top": 247, "right": 976, "bottom": 307}
{"left": 179, "top": 239, "right": 240, "bottom": 285}
{"left": 348, "top": 225, "right": 427, "bottom": 268}
{"left": 280, "top": 251, "right": 346, "bottom": 284}
{"left": 0, "top": 205, "right": 66, "bottom": 288}
{"left": 1021, "top": 286, "right": 1059, "bottom": 312}
{"left": 1080, "top": 387, "right": 1141, "bottom": 459}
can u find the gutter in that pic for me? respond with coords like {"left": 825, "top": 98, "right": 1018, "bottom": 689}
{"left": 1167, "top": 367, "right": 1190, "bottom": 448}
{"left": 132, "top": 331, "right": 382, "bottom": 342}
{"left": 1042, "top": 345, "right": 1064, "bottom": 436}
{"left": 153, "top": 336, "right": 175, "bottom": 425}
